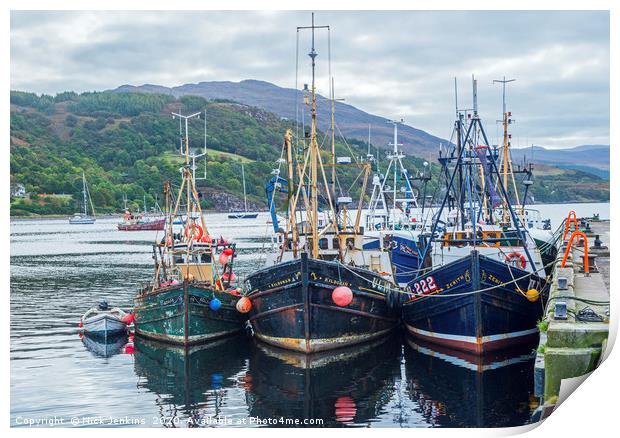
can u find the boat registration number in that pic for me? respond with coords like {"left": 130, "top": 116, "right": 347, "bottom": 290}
{"left": 412, "top": 276, "right": 438, "bottom": 295}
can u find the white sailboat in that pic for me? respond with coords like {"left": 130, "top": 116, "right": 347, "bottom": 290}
{"left": 228, "top": 163, "right": 258, "bottom": 219}
{"left": 69, "top": 172, "right": 96, "bottom": 224}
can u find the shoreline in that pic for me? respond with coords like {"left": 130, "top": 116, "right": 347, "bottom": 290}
{"left": 9, "top": 200, "right": 610, "bottom": 221}
{"left": 9, "top": 210, "right": 271, "bottom": 221}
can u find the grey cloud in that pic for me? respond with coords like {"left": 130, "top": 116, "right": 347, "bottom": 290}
{"left": 10, "top": 10, "right": 609, "bottom": 148}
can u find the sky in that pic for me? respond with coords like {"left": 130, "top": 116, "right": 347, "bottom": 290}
{"left": 10, "top": 10, "right": 610, "bottom": 149}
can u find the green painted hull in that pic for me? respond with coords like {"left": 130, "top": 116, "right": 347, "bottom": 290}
{"left": 134, "top": 283, "right": 246, "bottom": 345}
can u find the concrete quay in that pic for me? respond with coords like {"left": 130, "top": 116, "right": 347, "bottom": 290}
{"left": 533, "top": 218, "right": 610, "bottom": 420}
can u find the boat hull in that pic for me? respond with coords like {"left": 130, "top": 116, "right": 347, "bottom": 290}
{"left": 402, "top": 250, "right": 547, "bottom": 354}
{"left": 387, "top": 234, "right": 423, "bottom": 285}
{"left": 82, "top": 314, "right": 127, "bottom": 338}
{"left": 244, "top": 254, "right": 401, "bottom": 353}
{"left": 227, "top": 213, "right": 259, "bottom": 219}
{"left": 117, "top": 218, "right": 166, "bottom": 231}
{"left": 134, "top": 283, "right": 245, "bottom": 345}
{"left": 69, "top": 216, "right": 96, "bottom": 224}
{"left": 533, "top": 237, "right": 559, "bottom": 276}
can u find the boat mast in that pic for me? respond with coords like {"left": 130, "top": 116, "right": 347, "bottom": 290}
{"left": 309, "top": 14, "right": 319, "bottom": 258}
{"left": 82, "top": 171, "right": 88, "bottom": 216}
{"left": 170, "top": 111, "right": 211, "bottom": 269}
{"left": 330, "top": 77, "right": 336, "bottom": 199}
{"left": 493, "top": 76, "right": 517, "bottom": 225}
{"left": 296, "top": 14, "right": 333, "bottom": 259}
{"left": 241, "top": 163, "right": 248, "bottom": 212}
{"left": 454, "top": 78, "right": 466, "bottom": 230}
{"left": 284, "top": 130, "right": 298, "bottom": 256}
{"left": 389, "top": 120, "right": 402, "bottom": 227}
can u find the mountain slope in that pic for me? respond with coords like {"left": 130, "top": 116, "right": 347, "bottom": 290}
{"left": 10, "top": 90, "right": 609, "bottom": 216}
{"left": 513, "top": 144, "right": 610, "bottom": 179}
{"left": 114, "top": 79, "right": 447, "bottom": 156}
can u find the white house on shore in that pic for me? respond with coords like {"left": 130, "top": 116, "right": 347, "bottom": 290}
{"left": 10, "top": 183, "right": 26, "bottom": 198}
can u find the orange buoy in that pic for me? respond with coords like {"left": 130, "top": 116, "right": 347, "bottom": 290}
{"left": 526, "top": 289, "right": 540, "bottom": 302}
{"left": 332, "top": 286, "right": 353, "bottom": 307}
{"left": 236, "top": 296, "right": 252, "bottom": 313}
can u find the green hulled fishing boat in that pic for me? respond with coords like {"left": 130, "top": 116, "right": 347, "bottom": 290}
{"left": 133, "top": 111, "right": 246, "bottom": 345}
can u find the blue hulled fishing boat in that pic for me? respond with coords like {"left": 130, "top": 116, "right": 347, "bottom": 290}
{"left": 401, "top": 77, "right": 549, "bottom": 354}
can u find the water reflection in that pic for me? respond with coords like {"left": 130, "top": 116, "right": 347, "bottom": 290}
{"left": 245, "top": 336, "right": 401, "bottom": 427}
{"left": 82, "top": 333, "right": 131, "bottom": 358}
{"left": 133, "top": 335, "right": 250, "bottom": 427}
{"left": 404, "top": 337, "right": 539, "bottom": 427}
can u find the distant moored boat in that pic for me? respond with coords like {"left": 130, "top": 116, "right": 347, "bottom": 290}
{"left": 69, "top": 171, "right": 96, "bottom": 224}
{"left": 228, "top": 163, "right": 259, "bottom": 219}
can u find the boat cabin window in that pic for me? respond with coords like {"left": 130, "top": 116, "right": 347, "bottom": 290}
{"left": 319, "top": 238, "right": 328, "bottom": 250}
{"left": 332, "top": 237, "right": 340, "bottom": 250}
{"left": 346, "top": 237, "right": 355, "bottom": 249}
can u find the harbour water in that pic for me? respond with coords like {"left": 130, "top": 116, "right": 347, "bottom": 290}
{"left": 10, "top": 203, "right": 609, "bottom": 428}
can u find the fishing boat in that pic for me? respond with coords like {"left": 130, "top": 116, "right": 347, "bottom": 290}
{"left": 243, "top": 15, "right": 401, "bottom": 354}
{"left": 80, "top": 301, "right": 130, "bottom": 338}
{"left": 228, "top": 163, "right": 258, "bottom": 219}
{"left": 133, "top": 111, "right": 246, "bottom": 345}
{"left": 401, "top": 77, "right": 549, "bottom": 354}
{"left": 118, "top": 212, "right": 166, "bottom": 231}
{"left": 69, "top": 172, "right": 96, "bottom": 224}
{"left": 118, "top": 197, "right": 166, "bottom": 231}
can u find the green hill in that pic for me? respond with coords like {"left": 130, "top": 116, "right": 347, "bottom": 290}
{"left": 10, "top": 90, "right": 414, "bottom": 216}
{"left": 10, "top": 90, "right": 609, "bottom": 217}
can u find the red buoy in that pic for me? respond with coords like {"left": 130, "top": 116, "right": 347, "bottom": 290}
{"left": 332, "top": 286, "right": 353, "bottom": 307}
{"left": 223, "top": 247, "right": 234, "bottom": 256}
{"left": 222, "top": 272, "right": 237, "bottom": 282}
{"left": 236, "top": 296, "right": 252, "bottom": 313}
{"left": 121, "top": 313, "right": 135, "bottom": 325}
{"left": 219, "top": 253, "right": 229, "bottom": 265}
{"left": 335, "top": 396, "right": 357, "bottom": 423}
{"left": 79, "top": 321, "right": 83, "bottom": 328}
